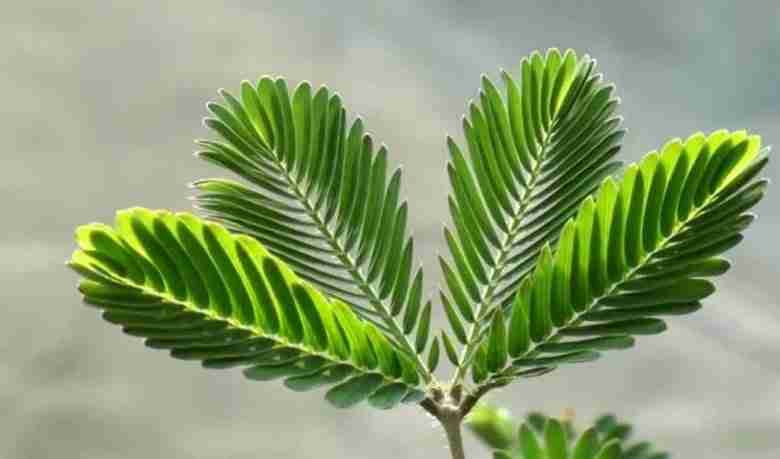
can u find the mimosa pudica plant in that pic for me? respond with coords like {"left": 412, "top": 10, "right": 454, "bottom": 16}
{"left": 68, "top": 49, "right": 770, "bottom": 458}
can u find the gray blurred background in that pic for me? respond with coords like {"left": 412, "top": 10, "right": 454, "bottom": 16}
{"left": 2, "top": 1, "right": 779, "bottom": 458}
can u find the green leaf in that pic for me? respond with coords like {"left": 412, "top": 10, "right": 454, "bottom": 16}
{"left": 622, "top": 442, "right": 652, "bottom": 459}
{"left": 507, "top": 285, "right": 531, "bottom": 357}
{"left": 427, "top": 336, "right": 441, "bottom": 372}
{"left": 367, "top": 382, "right": 410, "bottom": 410}
{"left": 595, "top": 440, "right": 622, "bottom": 459}
{"left": 599, "top": 279, "right": 714, "bottom": 307}
{"left": 284, "top": 365, "right": 354, "bottom": 392}
{"left": 520, "top": 424, "right": 545, "bottom": 459}
{"left": 69, "top": 209, "right": 422, "bottom": 409}
{"left": 476, "top": 131, "right": 766, "bottom": 384}
{"left": 194, "top": 78, "right": 429, "bottom": 376}
{"left": 582, "top": 302, "right": 701, "bottom": 322}
{"left": 326, "top": 373, "right": 385, "bottom": 409}
{"left": 440, "top": 256, "right": 476, "bottom": 322}
{"left": 445, "top": 49, "right": 624, "bottom": 377}
{"left": 441, "top": 292, "right": 468, "bottom": 344}
{"left": 402, "top": 269, "right": 424, "bottom": 332}
{"left": 485, "top": 130, "right": 767, "bottom": 384}
{"left": 513, "top": 350, "right": 600, "bottom": 367}
{"left": 441, "top": 331, "right": 461, "bottom": 366}
{"left": 415, "top": 301, "right": 432, "bottom": 353}
{"left": 545, "top": 418, "right": 569, "bottom": 459}
{"left": 466, "top": 403, "right": 517, "bottom": 450}
{"left": 560, "top": 319, "right": 666, "bottom": 337}
{"left": 486, "top": 308, "right": 508, "bottom": 372}
{"left": 537, "top": 336, "right": 634, "bottom": 353}
{"left": 572, "top": 428, "right": 600, "bottom": 459}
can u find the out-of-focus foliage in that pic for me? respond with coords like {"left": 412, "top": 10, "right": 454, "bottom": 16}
{"left": 467, "top": 404, "right": 669, "bottom": 459}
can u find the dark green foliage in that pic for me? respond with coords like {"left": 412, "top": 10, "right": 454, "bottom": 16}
{"left": 441, "top": 50, "right": 624, "bottom": 374}
{"left": 194, "top": 78, "right": 432, "bottom": 369}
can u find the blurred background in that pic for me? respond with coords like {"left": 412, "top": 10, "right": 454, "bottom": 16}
{"left": 2, "top": 1, "right": 779, "bottom": 458}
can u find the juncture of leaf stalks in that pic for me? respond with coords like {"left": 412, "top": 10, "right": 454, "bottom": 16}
{"left": 68, "top": 49, "right": 770, "bottom": 459}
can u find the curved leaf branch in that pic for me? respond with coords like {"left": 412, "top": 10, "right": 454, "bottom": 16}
{"left": 443, "top": 49, "right": 624, "bottom": 383}
{"left": 68, "top": 209, "right": 425, "bottom": 409}
{"left": 193, "top": 79, "right": 433, "bottom": 381}
{"left": 471, "top": 130, "right": 768, "bottom": 390}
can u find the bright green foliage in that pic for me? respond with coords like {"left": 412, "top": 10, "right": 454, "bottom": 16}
{"left": 467, "top": 405, "right": 669, "bottom": 459}
{"left": 471, "top": 130, "right": 768, "bottom": 386}
{"left": 193, "top": 78, "right": 430, "bottom": 371}
{"left": 68, "top": 208, "right": 423, "bottom": 409}
{"left": 466, "top": 404, "right": 517, "bottom": 450}
{"left": 441, "top": 49, "right": 624, "bottom": 376}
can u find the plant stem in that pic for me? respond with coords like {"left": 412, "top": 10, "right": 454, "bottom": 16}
{"left": 440, "top": 410, "right": 466, "bottom": 459}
